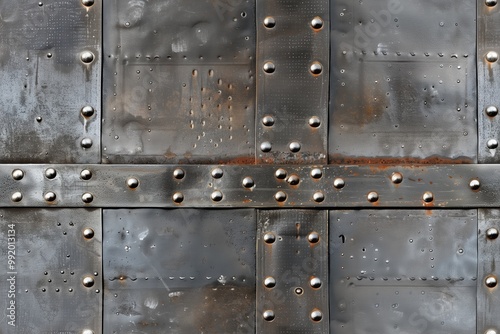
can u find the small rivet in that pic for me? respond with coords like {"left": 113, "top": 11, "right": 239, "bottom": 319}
{"left": 262, "top": 116, "right": 275, "bottom": 126}
{"left": 44, "top": 192, "right": 56, "bottom": 202}
{"left": 488, "top": 139, "right": 499, "bottom": 149}
{"left": 36, "top": 116, "right": 42, "bottom": 122}
{"left": 127, "top": 178, "right": 139, "bottom": 189}
{"left": 263, "top": 233, "right": 276, "bottom": 244}
{"left": 470, "top": 179, "right": 481, "bottom": 190}
{"left": 260, "top": 141, "right": 272, "bottom": 152}
{"left": 82, "top": 192, "right": 94, "bottom": 203}
{"left": 486, "top": 51, "right": 499, "bottom": 63}
{"left": 310, "top": 309, "right": 323, "bottom": 322}
{"left": 486, "top": 275, "right": 497, "bottom": 288}
{"left": 311, "top": 17, "right": 324, "bottom": 30}
{"left": 486, "top": 106, "right": 499, "bottom": 117}
{"left": 487, "top": 227, "right": 499, "bottom": 239}
{"left": 274, "top": 191, "right": 287, "bottom": 202}
{"left": 287, "top": 174, "right": 300, "bottom": 186}
{"left": 45, "top": 168, "right": 57, "bottom": 179}
{"left": 12, "top": 169, "right": 24, "bottom": 181}
{"left": 11, "top": 192, "right": 22, "bottom": 202}
{"left": 81, "top": 0, "right": 94, "bottom": 6}
{"left": 367, "top": 191, "right": 379, "bottom": 203}
{"left": 391, "top": 172, "right": 403, "bottom": 184}
{"left": 310, "top": 277, "right": 322, "bottom": 289}
{"left": 173, "top": 168, "right": 185, "bottom": 179}
{"left": 485, "top": 329, "right": 498, "bottom": 334}
{"left": 263, "top": 16, "right": 276, "bottom": 28}
{"left": 334, "top": 178, "right": 345, "bottom": 189}
{"left": 81, "top": 138, "right": 93, "bottom": 149}
{"left": 81, "top": 106, "right": 95, "bottom": 117}
{"left": 211, "top": 168, "right": 223, "bottom": 179}
{"left": 46, "top": 52, "right": 52, "bottom": 58}
{"left": 80, "top": 169, "right": 92, "bottom": 180}
{"left": 275, "top": 168, "right": 287, "bottom": 179}
{"left": 242, "top": 177, "right": 255, "bottom": 188}
{"left": 311, "top": 168, "right": 322, "bottom": 179}
{"left": 83, "top": 228, "right": 94, "bottom": 239}
{"left": 313, "top": 192, "right": 324, "bottom": 203}
{"left": 211, "top": 190, "right": 223, "bottom": 202}
{"left": 82, "top": 276, "right": 95, "bottom": 288}
{"left": 294, "top": 287, "right": 303, "bottom": 295}
{"left": 81, "top": 51, "right": 95, "bottom": 64}
{"left": 289, "top": 141, "right": 301, "bottom": 153}
{"left": 172, "top": 192, "right": 184, "bottom": 203}
{"left": 308, "top": 232, "right": 320, "bottom": 243}
{"left": 263, "top": 62, "right": 275, "bottom": 74}
{"left": 310, "top": 62, "right": 323, "bottom": 75}
{"left": 422, "top": 191, "right": 434, "bottom": 203}
{"left": 264, "top": 277, "right": 276, "bottom": 288}
{"left": 82, "top": 330, "right": 95, "bottom": 334}
{"left": 309, "top": 116, "right": 321, "bottom": 127}
{"left": 263, "top": 310, "right": 275, "bottom": 321}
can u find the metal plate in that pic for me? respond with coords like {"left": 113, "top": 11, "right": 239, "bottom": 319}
{"left": 257, "top": 210, "right": 329, "bottom": 333}
{"left": 330, "top": 209, "right": 477, "bottom": 333}
{"left": 0, "top": 208, "right": 102, "bottom": 333}
{"left": 0, "top": 0, "right": 101, "bottom": 163}
{"left": 102, "top": 0, "right": 255, "bottom": 164}
{"left": 103, "top": 209, "right": 256, "bottom": 333}
{"left": 329, "top": 0, "right": 477, "bottom": 164}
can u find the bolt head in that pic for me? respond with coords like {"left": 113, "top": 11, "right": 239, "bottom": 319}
{"left": 263, "top": 16, "right": 276, "bottom": 28}
{"left": 242, "top": 177, "right": 255, "bottom": 188}
{"left": 127, "top": 178, "right": 139, "bottom": 189}
{"left": 263, "top": 310, "right": 275, "bottom": 321}
{"left": 172, "top": 192, "right": 184, "bottom": 203}
{"left": 81, "top": 138, "right": 93, "bottom": 149}
{"left": 173, "top": 168, "right": 185, "bottom": 179}
{"left": 289, "top": 141, "right": 301, "bottom": 153}
{"left": 81, "top": 0, "right": 94, "bottom": 6}
{"left": 486, "top": 0, "right": 498, "bottom": 6}
{"left": 367, "top": 191, "right": 379, "bottom": 202}
{"left": 80, "top": 169, "right": 92, "bottom": 180}
{"left": 211, "top": 191, "right": 223, "bottom": 202}
{"left": 486, "top": 275, "right": 498, "bottom": 288}
{"left": 486, "top": 106, "right": 499, "bottom": 117}
{"left": 488, "top": 139, "right": 499, "bottom": 149}
{"left": 82, "top": 276, "right": 95, "bottom": 288}
{"left": 486, "top": 51, "right": 499, "bottom": 63}
{"left": 11, "top": 192, "right": 22, "bottom": 202}
{"left": 311, "top": 17, "right": 324, "bottom": 30}
{"left": 260, "top": 141, "right": 272, "bottom": 152}
{"left": 81, "top": 51, "right": 95, "bottom": 64}
{"left": 309, "top": 116, "right": 321, "bottom": 127}
{"left": 262, "top": 116, "right": 275, "bottom": 126}
{"left": 422, "top": 191, "right": 434, "bottom": 203}
{"left": 263, "top": 233, "right": 276, "bottom": 244}
{"left": 211, "top": 168, "right": 223, "bottom": 179}
{"left": 310, "top": 309, "right": 323, "bottom": 321}
{"left": 45, "top": 168, "right": 57, "bottom": 179}
{"left": 83, "top": 228, "right": 95, "bottom": 239}
{"left": 44, "top": 192, "right": 56, "bottom": 202}
{"left": 311, "top": 168, "right": 322, "bottom": 179}
{"left": 287, "top": 174, "right": 300, "bottom": 186}
{"left": 81, "top": 106, "right": 95, "bottom": 117}
{"left": 487, "top": 227, "right": 499, "bottom": 240}
{"left": 263, "top": 62, "right": 275, "bottom": 74}
{"left": 264, "top": 276, "right": 276, "bottom": 288}
{"left": 313, "top": 192, "right": 324, "bottom": 203}
{"left": 82, "top": 192, "right": 94, "bottom": 203}
{"left": 310, "top": 277, "right": 322, "bottom": 288}
{"left": 308, "top": 232, "right": 320, "bottom": 243}
{"left": 310, "top": 62, "right": 323, "bottom": 75}
{"left": 470, "top": 179, "right": 481, "bottom": 190}
{"left": 12, "top": 169, "right": 24, "bottom": 181}
{"left": 391, "top": 172, "right": 403, "bottom": 184}
{"left": 274, "top": 191, "right": 287, "bottom": 202}
{"left": 334, "top": 178, "right": 345, "bottom": 189}
{"left": 275, "top": 168, "right": 287, "bottom": 179}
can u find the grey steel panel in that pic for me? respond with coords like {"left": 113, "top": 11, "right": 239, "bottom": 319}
{"left": 330, "top": 210, "right": 477, "bottom": 333}
{"left": 0, "top": 209, "right": 102, "bottom": 333}
{"left": 256, "top": 0, "right": 329, "bottom": 164}
{"left": 102, "top": 0, "right": 255, "bottom": 164}
{"left": 257, "top": 210, "right": 328, "bottom": 333}
{"left": 103, "top": 209, "right": 256, "bottom": 333}
{"left": 329, "top": 0, "right": 477, "bottom": 164}
{"left": 0, "top": 0, "right": 101, "bottom": 163}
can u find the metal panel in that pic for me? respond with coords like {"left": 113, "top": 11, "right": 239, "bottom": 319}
{"left": 256, "top": 0, "right": 329, "bottom": 164}
{"left": 0, "top": 0, "right": 101, "bottom": 163}
{"left": 330, "top": 210, "right": 477, "bottom": 333}
{"left": 257, "top": 210, "right": 329, "bottom": 333}
{"left": 103, "top": 209, "right": 256, "bottom": 333}
{"left": 102, "top": 0, "right": 255, "bottom": 164}
{"left": 329, "top": 0, "right": 477, "bottom": 164}
{"left": 0, "top": 209, "right": 102, "bottom": 333}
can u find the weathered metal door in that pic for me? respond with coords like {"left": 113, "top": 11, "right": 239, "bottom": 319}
{"left": 0, "top": 0, "right": 497, "bottom": 333}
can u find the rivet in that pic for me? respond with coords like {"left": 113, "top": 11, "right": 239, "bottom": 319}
{"left": 488, "top": 139, "right": 499, "bottom": 149}
{"left": 82, "top": 192, "right": 94, "bottom": 203}
{"left": 275, "top": 168, "right": 287, "bottom": 179}
{"left": 211, "top": 190, "right": 223, "bottom": 202}
{"left": 242, "top": 177, "right": 254, "bottom": 188}
{"left": 308, "top": 232, "right": 320, "bottom": 243}
{"left": 391, "top": 172, "right": 403, "bottom": 184}
{"left": 287, "top": 174, "right": 300, "bottom": 186}
{"left": 310, "top": 62, "right": 323, "bottom": 75}
{"left": 486, "top": 275, "right": 497, "bottom": 288}
{"left": 173, "top": 168, "right": 185, "bottom": 179}
{"left": 470, "top": 179, "right": 481, "bottom": 190}
{"left": 309, "top": 116, "right": 321, "bottom": 127}
{"left": 263, "top": 62, "right": 275, "bottom": 74}
{"left": 263, "top": 310, "right": 275, "bottom": 321}
{"left": 211, "top": 168, "right": 223, "bottom": 179}
{"left": 80, "top": 169, "right": 92, "bottom": 180}
{"left": 310, "top": 309, "right": 323, "bottom": 322}
{"left": 294, "top": 287, "right": 303, "bottom": 295}
{"left": 44, "top": 192, "right": 56, "bottom": 202}
{"left": 81, "top": 138, "right": 93, "bottom": 149}
{"left": 485, "top": 329, "right": 498, "bottom": 334}
{"left": 82, "top": 276, "right": 95, "bottom": 288}
{"left": 45, "top": 168, "right": 57, "bottom": 179}
{"left": 263, "top": 233, "right": 276, "bottom": 244}
{"left": 12, "top": 169, "right": 24, "bottom": 181}
{"left": 486, "top": 51, "right": 499, "bottom": 63}
{"left": 313, "top": 192, "right": 324, "bottom": 203}
{"left": 310, "top": 277, "right": 322, "bottom": 288}
{"left": 311, "top": 168, "right": 322, "bottom": 179}
{"left": 81, "top": 106, "right": 95, "bottom": 117}
{"left": 334, "top": 178, "right": 345, "bottom": 189}
{"left": 36, "top": 116, "right": 42, "bottom": 122}
{"left": 46, "top": 53, "right": 52, "bottom": 58}
{"left": 486, "top": 106, "right": 499, "bottom": 117}
{"left": 172, "top": 192, "right": 184, "bottom": 203}
{"left": 274, "top": 191, "right": 287, "bottom": 202}
{"left": 260, "top": 141, "right": 272, "bottom": 152}
{"left": 83, "top": 228, "right": 94, "bottom": 239}
{"left": 81, "top": 0, "right": 94, "bottom": 6}
{"left": 422, "top": 191, "right": 434, "bottom": 203}
{"left": 127, "top": 178, "right": 139, "bottom": 189}
{"left": 289, "top": 141, "right": 301, "bottom": 153}
{"left": 263, "top": 16, "right": 276, "bottom": 28}
{"left": 262, "top": 116, "right": 275, "bottom": 126}
{"left": 487, "top": 227, "right": 499, "bottom": 239}
{"left": 367, "top": 191, "right": 379, "bottom": 203}
{"left": 11, "top": 192, "right": 22, "bottom": 202}
{"left": 82, "top": 330, "right": 94, "bottom": 334}
{"left": 264, "top": 276, "right": 276, "bottom": 288}
{"left": 311, "top": 17, "right": 324, "bottom": 30}
{"left": 81, "top": 51, "right": 95, "bottom": 64}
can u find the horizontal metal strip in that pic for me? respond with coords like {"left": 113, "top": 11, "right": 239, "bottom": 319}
{"left": 0, "top": 164, "right": 494, "bottom": 208}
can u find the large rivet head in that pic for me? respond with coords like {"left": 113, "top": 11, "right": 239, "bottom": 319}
{"left": 81, "top": 0, "right": 94, "bottom": 6}
{"left": 486, "top": 0, "right": 498, "bottom": 6}
{"left": 287, "top": 174, "right": 300, "bottom": 186}
{"left": 82, "top": 276, "right": 95, "bottom": 288}
{"left": 486, "top": 51, "right": 499, "bottom": 63}
{"left": 45, "top": 168, "right": 57, "bottom": 179}
{"left": 172, "top": 192, "right": 184, "bottom": 203}
{"left": 309, "top": 116, "right": 321, "bottom": 128}
{"left": 488, "top": 139, "right": 499, "bottom": 149}
{"left": 211, "top": 190, "right": 223, "bottom": 202}
{"left": 81, "top": 106, "right": 95, "bottom": 117}
{"left": 422, "top": 191, "right": 434, "bottom": 203}
{"left": 127, "top": 178, "right": 139, "bottom": 189}
{"left": 11, "top": 192, "right": 22, "bottom": 202}
{"left": 82, "top": 330, "right": 94, "bottom": 334}
{"left": 80, "top": 169, "right": 92, "bottom": 180}
{"left": 211, "top": 168, "right": 223, "bottom": 179}
{"left": 308, "top": 232, "right": 320, "bottom": 243}
{"left": 289, "top": 141, "right": 301, "bottom": 153}
{"left": 262, "top": 116, "right": 275, "bottom": 126}
{"left": 274, "top": 191, "right": 287, "bottom": 202}
{"left": 12, "top": 169, "right": 24, "bottom": 181}
{"left": 310, "top": 62, "right": 323, "bottom": 75}
{"left": 82, "top": 192, "right": 94, "bottom": 203}
{"left": 263, "top": 62, "right": 275, "bottom": 74}
{"left": 310, "top": 277, "right": 322, "bottom": 289}
{"left": 334, "top": 178, "right": 345, "bottom": 189}
{"left": 275, "top": 168, "right": 287, "bottom": 179}
{"left": 311, "top": 17, "right": 324, "bottom": 30}
{"left": 263, "top": 16, "right": 276, "bottom": 28}
{"left": 310, "top": 309, "right": 323, "bottom": 322}
{"left": 242, "top": 177, "right": 254, "bottom": 188}
{"left": 485, "top": 329, "right": 498, "bottom": 334}
{"left": 83, "top": 228, "right": 94, "bottom": 239}
{"left": 264, "top": 276, "right": 276, "bottom": 288}
{"left": 81, "top": 51, "right": 95, "bottom": 64}
{"left": 263, "top": 310, "right": 275, "bottom": 321}
{"left": 367, "top": 191, "right": 379, "bottom": 203}
{"left": 263, "top": 233, "right": 276, "bottom": 244}
{"left": 260, "top": 141, "right": 272, "bottom": 152}
{"left": 486, "top": 275, "right": 498, "bottom": 288}
{"left": 81, "top": 138, "right": 93, "bottom": 149}
{"left": 487, "top": 227, "right": 499, "bottom": 240}
{"left": 470, "top": 179, "right": 481, "bottom": 190}
{"left": 44, "top": 192, "right": 56, "bottom": 202}
{"left": 311, "top": 168, "right": 322, "bottom": 179}
{"left": 486, "top": 106, "right": 499, "bottom": 117}
{"left": 313, "top": 192, "right": 324, "bottom": 203}
{"left": 173, "top": 168, "right": 185, "bottom": 179}
{"left": 391, "top": 172, "right": 403, "bottom": 184}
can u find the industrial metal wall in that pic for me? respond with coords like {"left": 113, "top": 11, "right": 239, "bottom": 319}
{"left": 0, "top": 0, "right": 497, "bottom": 333}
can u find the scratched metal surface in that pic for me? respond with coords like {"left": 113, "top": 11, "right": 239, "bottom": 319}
{"left": 0, "top": 209, "right": 102, "bottom": 333}
{"left": 329, "top": 0, "right": 477, "bottom": 164}
{"left": 103, "top": 209, "right": 256, "bottom": 334}
{"left": 102, "top": 0, "right": 255, "bottom": 164}
{"left": 0, "top": 0, "right": 101, "bottom": 163}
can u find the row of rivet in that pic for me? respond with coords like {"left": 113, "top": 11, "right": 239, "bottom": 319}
{"left": 485, "top": 222, "right": 499, "bottom": 334}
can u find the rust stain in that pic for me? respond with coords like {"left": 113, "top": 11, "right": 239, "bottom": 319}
{"left": 425, "top": 209, "right": 433, "bottom": 216}
{"left": 218, "top": 156, "right": 256, "bottom": 164}
{"left": 329, "top": 154, "right": 474, "bottom": 165}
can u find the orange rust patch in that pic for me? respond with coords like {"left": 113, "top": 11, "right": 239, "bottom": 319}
{"left": 329, "top": 154, "right": 474, "bottom": 165}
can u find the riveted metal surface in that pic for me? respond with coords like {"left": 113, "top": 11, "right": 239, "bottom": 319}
{"left": 0, "top": 209, "right": 102, "bottom": 333}
{"left": 257, "top": 210, "right": 328, "bottom": 333}
{"left": 330, "top": 210, "right": 477, "bottom": 333}
{"left": 102, "top": 0, "right": 255, "bottom": 164}
{"left": 0, "top": 0, "right": 101, "bottom": 163}
{"left": 256, "top": 0, "right": 329, "bottom": 164}
{"left": 330, "top": 0, "right": 477, "bottom": 164}
{"left": 103, "top": 209, "right": 256, "bottom": 333}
